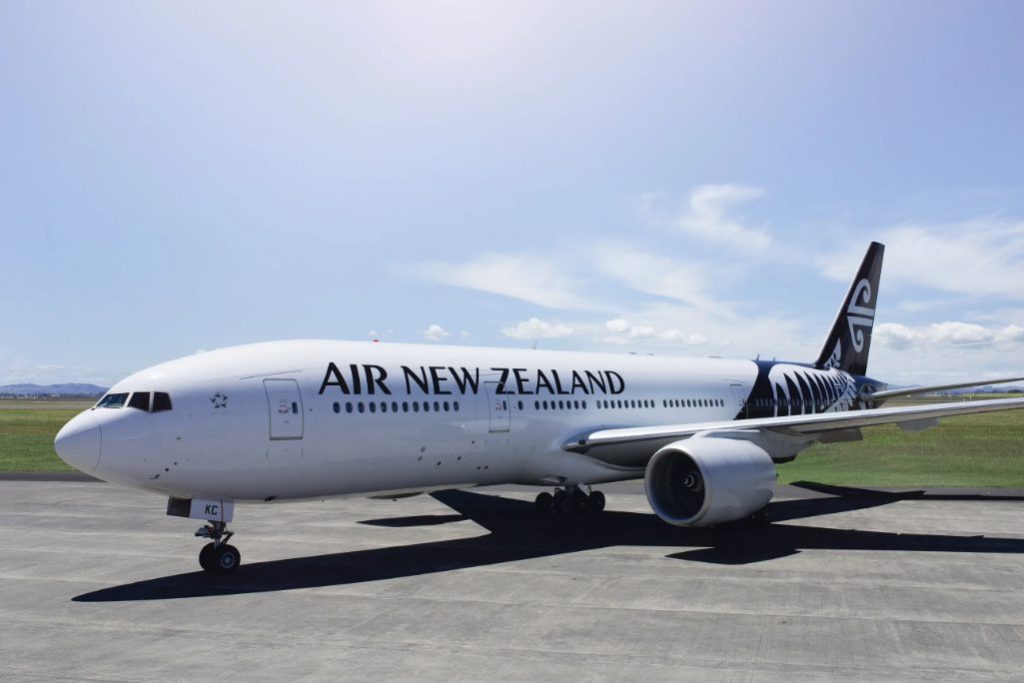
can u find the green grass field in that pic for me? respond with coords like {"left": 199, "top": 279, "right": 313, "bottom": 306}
{"left": 0, "top": 400, "right": 93, "bottom": 472}
{"left": 1, "top": 397, "right": 1022, "bottom": 486}
{"left": 776, "top": 398, "right": 1024, "bottom": 487}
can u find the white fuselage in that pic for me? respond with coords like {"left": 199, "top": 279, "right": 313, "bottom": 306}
{"left": 56, "top": 340, "right": 779, "bottom": 503}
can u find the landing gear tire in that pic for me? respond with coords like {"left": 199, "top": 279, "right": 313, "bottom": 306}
{"left": 749, "top": 507, "right": 772, "bottom": 526}
{"left": 588, "top": 490, "right": 606, "bottom": 513}
{"left": 196, "top": 521, "right": 240, "bottom": 575}
{"left": 571, "top": 489, "right": 589, "bottom": 512}
{"left": 553, "top": 489, "right": 573, "bottom": 514}
{"left": 199, "top": 542, "right": 216, "bottom": 572}
{"left": 209, "top": 544, "right": 241, "bottom": 575}
{"left": 534, "top": 491, "right": 554, "bottom": 514}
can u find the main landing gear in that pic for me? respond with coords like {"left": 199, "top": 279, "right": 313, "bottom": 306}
{"left": 534, "top": 485, "right": 606, "bottom": 515}
{"left": 196, "top": 521, "right": 241, "bottom": 575}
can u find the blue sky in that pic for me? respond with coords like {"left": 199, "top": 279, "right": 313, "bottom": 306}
{"left": 2, "top": 1, "right": 1023, "bottom": 387}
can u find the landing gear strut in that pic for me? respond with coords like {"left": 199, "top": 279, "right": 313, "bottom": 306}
{"left": 534, "top": 485, "right": 605, "bottom": 515}
{"left": 196, "top": 521, "right": 241, "bottom": 574}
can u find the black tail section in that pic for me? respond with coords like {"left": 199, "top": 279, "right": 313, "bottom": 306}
{"left": 814, "top": 242, "right": 884, "bottom": 376}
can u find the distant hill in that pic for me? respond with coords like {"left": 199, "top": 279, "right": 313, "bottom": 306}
{"left": 0, "top": 383, "right": 108, "bottom": 398}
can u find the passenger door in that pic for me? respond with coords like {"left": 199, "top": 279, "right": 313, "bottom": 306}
{"left": 483, "top": 381, "right": 511, "bottom": 433}
{"left": 264, "top": 379, "right": 304, "bottom": 440}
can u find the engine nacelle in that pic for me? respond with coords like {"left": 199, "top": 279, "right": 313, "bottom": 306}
{"left": 644, "top": 436, "right": 776, "bottom": 527}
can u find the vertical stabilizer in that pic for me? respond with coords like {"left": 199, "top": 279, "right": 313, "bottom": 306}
{"left": 814, "top": 242, "right": 884, "bottom": 376}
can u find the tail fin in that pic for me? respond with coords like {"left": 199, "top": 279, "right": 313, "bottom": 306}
{"left": 814, "top": 242, "right": 885, "bottom": 376}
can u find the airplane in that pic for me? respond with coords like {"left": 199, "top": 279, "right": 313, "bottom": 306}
{"left": 54, "top": 242, "right": 1024, "bottom": 575}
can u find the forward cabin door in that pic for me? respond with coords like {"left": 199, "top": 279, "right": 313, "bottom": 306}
{"left": 483, "top": 381, "right": 511, "bottom": 433}
{"left": 264, "top": 379, "right": 304, "bottom": 440}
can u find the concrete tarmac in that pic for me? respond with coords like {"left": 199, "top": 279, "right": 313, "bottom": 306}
{"left": 2, "top": 480, "right": 1024, "bottom": 681}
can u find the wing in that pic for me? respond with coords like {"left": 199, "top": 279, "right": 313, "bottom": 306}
{"left": 564, "top": 396, "right": 1024, "bottom": 453}
{"left": 870, "top": 377, "right": 1024, "bottom": 404}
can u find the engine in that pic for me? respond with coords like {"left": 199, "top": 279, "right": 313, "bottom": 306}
{"left": 643, "top": 436, "right": 776, "bottom": 527}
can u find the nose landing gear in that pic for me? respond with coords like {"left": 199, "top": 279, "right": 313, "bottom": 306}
{"left": 196, "top": 521, "right": 241, "bottom": 574}
{"left": 534, "top": 485, "right": 606, "bottom": 515}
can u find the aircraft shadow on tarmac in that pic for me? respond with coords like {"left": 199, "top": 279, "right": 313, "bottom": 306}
{"left": 73, "top": 484, "right": 1024, "bottom": 602}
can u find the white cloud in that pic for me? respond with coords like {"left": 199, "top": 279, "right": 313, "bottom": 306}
{"left": 600, "top": 317, "right": 709, "bottom": 348}
{"left": 628, "top": 325, "right": 656, "bottom": 338}
{"left": 502, "top": 317, "right": 575, "bottom": 340}
{"left": 658, "top": 329, "right": 708, "bottom": 345}
{"left": 403, "top": 253, "right": 593, "bottom": 309}
{"left": 423, "top": 324, "right": 451, "bottom": 341}
{"left": 876, "top": 321, "right": 1024, "bottom": 350}
{"left": 674, "top": 184, "right": 772, "bottom": 251}
{"left": 593, "top": 244, "right": 721, "bottom": 312}
{"left": 819, "top": 221, "right": 1024, "bottom": 299}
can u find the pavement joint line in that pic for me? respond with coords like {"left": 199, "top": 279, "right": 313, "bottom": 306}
{"left": 2, "top": 642, "right": 1017, "bottom": 682}
{"left": 6, "top": 571, "right": 1024, "bottom": 602}
{"left": 6, "top": 550, "right": 1024, "bottom": 593}
{"left": 1, "top": 612, "right": 1021, "bottom": 677}
{"left": 6, "top": 589, "right": 1024, "bottom": 630}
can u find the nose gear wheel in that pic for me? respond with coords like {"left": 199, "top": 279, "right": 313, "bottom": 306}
{"left": 195, "top": 521, "right": 240, "bottom": 574}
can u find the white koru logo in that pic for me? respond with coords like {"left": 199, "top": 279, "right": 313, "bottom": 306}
{"left": 846, "top": 278, "right": 875, "bottom": 353}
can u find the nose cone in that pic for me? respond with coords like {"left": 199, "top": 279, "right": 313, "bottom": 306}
{"left": 55, "top": 412, "right": 102, "bottom": 473}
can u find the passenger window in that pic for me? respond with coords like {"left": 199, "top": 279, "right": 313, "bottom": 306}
{"left": 333, "top": 402, "right": 340, "bottom": 414}
{"left": 454, "top": 401, "right": 460, "bottom": 412}
{"left": 369, "top": 403, "right": 376, "bottom": 413}
{"left": 346, "top": 402, "right": 354, "bottom": 414}
{"left": 413, "top": 402, "right": 420, "bottom": 412}
{"left": 381, "top": 402, "right": 388, "bottom": 413}
{"left": 96, "top": 393, "right": 129, "bottom": 409}
{"left": 127, "top": 392, "right": 150, "bottom": 411}
{"left": 292, "top": 402, "right": 298, "bottom": 414}
{"left": 152, "top": 392, "right": 173, "bottom": 412}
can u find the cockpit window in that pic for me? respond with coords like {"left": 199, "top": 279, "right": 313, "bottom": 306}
{"left": 128, "top": 392, "right": 150, "bottom": 411}
{"left": 152, "top": 392, "right": 173, "bottom": 412}
{"left": 96, "top": 393, "right": 129, "bottom": 409}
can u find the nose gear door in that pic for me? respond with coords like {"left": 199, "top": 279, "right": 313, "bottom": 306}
{"left": 264, "top": 379, "right": 304, "bottom": 440}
